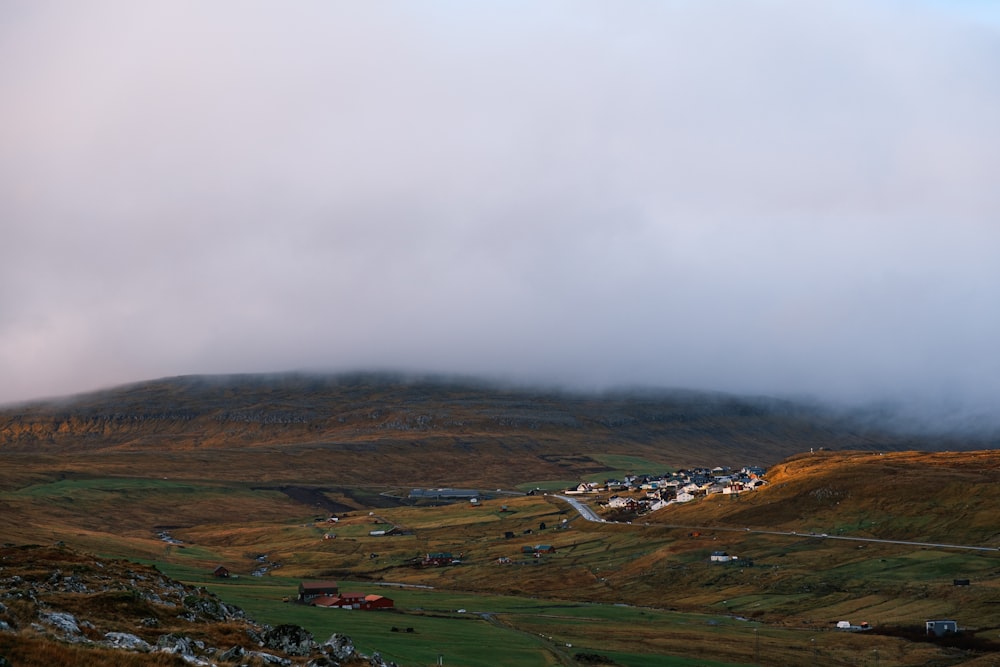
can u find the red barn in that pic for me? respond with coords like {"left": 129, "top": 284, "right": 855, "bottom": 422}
{"left": 363, "top": 594, "right": 394, "bottom": 610}
{"left": 311, "top": 593, "right": 394, "bottom": 610}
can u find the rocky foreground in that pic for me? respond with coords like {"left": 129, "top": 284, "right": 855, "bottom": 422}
{"left": 0, "top": 544, "right": 393, "bottom": 667}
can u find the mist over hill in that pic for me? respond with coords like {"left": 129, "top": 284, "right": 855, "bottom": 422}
{"left": 0, "top": 373, "right": 992, "bottom": 480}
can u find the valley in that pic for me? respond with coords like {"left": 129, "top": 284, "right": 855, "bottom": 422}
{"left": 2, "top": 375, "right": 1000, "bottom": 666}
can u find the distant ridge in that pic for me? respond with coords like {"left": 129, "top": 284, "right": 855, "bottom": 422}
{"left": 0, "top": 372, "right": 993, "bottom": 485}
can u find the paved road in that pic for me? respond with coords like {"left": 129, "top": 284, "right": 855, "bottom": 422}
{"left": 552, "top": 495, "right": 605, "bottom": 522}
{"left": 551, "top": 495, "right": 999, "bottom": 552}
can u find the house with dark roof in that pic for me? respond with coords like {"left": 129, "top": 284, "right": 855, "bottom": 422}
{"left": 298, "top": 580, "right": 339, "bottom": 603}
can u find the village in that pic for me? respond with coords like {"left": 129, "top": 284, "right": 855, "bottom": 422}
{"left": 205, "top": 463, "right": 962, "bottom": 641}
{"left": 567, "top": 465, "right": 768, "bottom": 517}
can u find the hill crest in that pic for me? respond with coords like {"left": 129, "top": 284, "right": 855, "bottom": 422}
{"left": 0, "top": 373, "right": 993, "bottom": 485}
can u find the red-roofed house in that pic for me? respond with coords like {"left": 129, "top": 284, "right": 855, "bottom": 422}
{"left": 363, "top": 594, "right": 394, "bottom": 610}
{"left": 310, "top": 592, "right": 394, "bottom": 610}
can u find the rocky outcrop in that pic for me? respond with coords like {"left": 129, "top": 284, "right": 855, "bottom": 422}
{"left": 104, "top": 631, "right": 151, "bottom": 651}
{"left": 323, "top": 633, "right": 357, "bottom": 661}
{"left": 40, "top": 611, "right": 82, "bottom": 639}
{"left": 0, "top": 544, "right": 383, "bottom": 666}
{"left": 262, "top": 623, "right": 318, "bottom": 655}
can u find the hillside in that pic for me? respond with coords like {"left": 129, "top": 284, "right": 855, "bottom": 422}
{"left": 647, "top": 449, "right": 1000, "bottom": 544}
{"left": 4, "top": 431, "right": 1000, "bottom": 663}
{"left": 0, "top": 373, "right": 988, "bottom": 487}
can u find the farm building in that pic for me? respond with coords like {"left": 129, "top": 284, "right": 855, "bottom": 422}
{"left": 710, "top": 551, "right": 732, "bottom": 563}
{"left": 363, "top": 594, "right": 394, "bottom": 610}
{"left": 298, "top": 580, "right": 339, "bottom": 603}
{"left": 926, "top": 620, "right": 958, "bottom": 636}
{"left": 422, "top": 552, "right": 459, "bottom": 566}
{"left": 311, "top": 593, "right": 394, "bottom": 610}
{"left": 212, "top": 566, "right": 230, "bottom": 578}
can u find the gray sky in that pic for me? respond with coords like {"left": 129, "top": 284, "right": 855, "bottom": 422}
{"left": 2, "top": 1, "right": 999, "bottom": 423}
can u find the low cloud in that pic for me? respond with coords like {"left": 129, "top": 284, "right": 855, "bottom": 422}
{"left": 2, "top": 1, "right": 999, "bottom": 427}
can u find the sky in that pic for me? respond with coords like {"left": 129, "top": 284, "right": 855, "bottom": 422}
{"left": 2, "top": 1, "right": 999, "bottom": 426}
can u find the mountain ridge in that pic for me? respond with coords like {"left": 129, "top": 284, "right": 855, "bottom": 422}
{"left": 1, "top": 373, "right": 991, "bottom": 473}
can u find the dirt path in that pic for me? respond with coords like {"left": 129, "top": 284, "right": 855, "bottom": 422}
{"left": 479, "top": 612, "right": 576, "bottom": 666}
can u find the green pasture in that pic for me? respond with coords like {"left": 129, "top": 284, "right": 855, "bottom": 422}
{"left": 156, "top": 562, "right": 752, "bottom": 666}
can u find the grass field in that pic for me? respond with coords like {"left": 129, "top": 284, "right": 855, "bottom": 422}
{"left": 156, "top": 562, "right": 756, "bottom": 666}
{"left": 5, "top": 448, "right": 1000, "bottom": 665}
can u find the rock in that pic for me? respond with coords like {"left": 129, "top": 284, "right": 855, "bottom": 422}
{"left": 62, "top": 574, "right": 88, "bottom": 593}
{"left": 369, "top": 651, "right": 399, "bottom": 667}
{"left": 262, "top": 623, "right": 316, "bottom": 656}
{"left": 219, "top": 645, "right": 245, "bottom": 661}
{"left": 156, "top": 633, "right": 196, "bottom": 656}
{"left": 183, "top": 593, "right": 238, "bottom": 621}
{"left": 246, "top": 650, "right": 291, "bottom": 665}
{"left": 246, "top": 626, "right": 265, "bottom": 645}
{"left": 322, "top": 633, "right": 356, "bottom": 661}
{"left": 41, "top": 611, "right": 80, "bottom": 637}
{"left": 104, "top": 632, "right": 152, "bottom": 651}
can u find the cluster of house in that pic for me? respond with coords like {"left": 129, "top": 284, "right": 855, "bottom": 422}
{"left": 566, "top": 466, "right": 767, "bottom": 515}
{"left": 297, "top": 581, "right": 394, "bottom": 610}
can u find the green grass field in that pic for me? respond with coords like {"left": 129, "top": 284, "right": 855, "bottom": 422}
{"left": 5, "top": 447, "right": 1000, "bottom": 666}
{"left": 156, "top": 562, "right": 755, "bottom": 666}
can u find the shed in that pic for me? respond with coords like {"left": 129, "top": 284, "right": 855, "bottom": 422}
{"left": 213, "top": 566, "right": 230, "bottom": 578}
{"left": 926, "top": 620, "right": 958, "bottom": 637}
